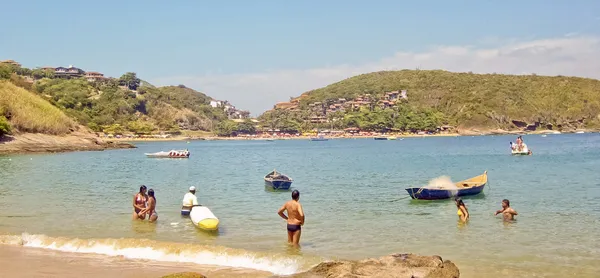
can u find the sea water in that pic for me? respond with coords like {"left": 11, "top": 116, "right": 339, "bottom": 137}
{"left": 1, "top": 134, "right": 600, "bottom": 277}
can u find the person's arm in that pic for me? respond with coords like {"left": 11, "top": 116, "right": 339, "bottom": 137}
{"left": 508, "top": 208, "right": 518, "bottom": 215}
{"left": 278, "top": 204, "right": 288, "bottom": 220}
{"left": 461, "top": 206, "right": 469, "bottom": 219}
{"left": 495, "top": 208, "right": 505, "bottom": 215}
{"left": 298, "top": 204, "right": 305, "bottom": 225}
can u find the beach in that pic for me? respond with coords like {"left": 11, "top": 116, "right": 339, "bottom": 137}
{"left": 0, "top": 245, "right": 271, "bottom": 278}
{"left": 1, "top": 134, "right": 600, "bottom": 277}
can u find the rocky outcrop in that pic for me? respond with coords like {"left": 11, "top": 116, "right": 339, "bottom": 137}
{"left": 0, "top": 131, "right": 135, "bottom": 154}
{"left": 275, "top": 253, "right": 459, "bottom": 278}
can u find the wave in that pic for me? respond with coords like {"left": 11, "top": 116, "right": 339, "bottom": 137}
{"left": 0, "top": 233, "right": 302, "bottom": 275}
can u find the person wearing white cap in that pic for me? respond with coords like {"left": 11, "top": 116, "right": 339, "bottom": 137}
{"left": 181, "top": 186, "right": 199, "bottom": 216}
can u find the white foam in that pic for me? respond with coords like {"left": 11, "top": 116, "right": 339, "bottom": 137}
{"left": 13, "top": 233, "right": 300, "bottom": 275}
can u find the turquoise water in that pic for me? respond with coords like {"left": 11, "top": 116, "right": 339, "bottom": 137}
{"left": 1, "top": 134, "right": 600, "bottom": 277}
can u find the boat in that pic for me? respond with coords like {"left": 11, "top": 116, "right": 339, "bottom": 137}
{"left": 510, "top": 143, "right": 530, "bottom": 155}
{"left": 310, "top": 135, "right": 329, "bottom": 141}
{"left": 190, "top": 206, "right": 219, "bottom": 231}
{"left": 374, "top": 136, "right": 395, "bottom": 140}
{"left": 405, "top": 171, "right": 488, "bottom": 200}
{"left": 264, "top": 169, "right": 293, "bottom": 190}
{"left": 145, "top": 149, "right": 190, "bottom": 158}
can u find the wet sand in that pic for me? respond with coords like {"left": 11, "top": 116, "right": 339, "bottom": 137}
{"left": 0, "top": 245, "right": 272, "bottom": 278}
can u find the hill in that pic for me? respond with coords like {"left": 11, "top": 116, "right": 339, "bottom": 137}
{"left": 261, "top": 70, "right": 600, "bottom": 133}
{"left": 0, "top": 81, "right": 133, "bottom": 153}
{"left": 0, "top": 61, "right": 243, "bottom": 137}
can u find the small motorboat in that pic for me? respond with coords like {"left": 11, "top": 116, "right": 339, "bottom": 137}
{"left": 264, "top": 169, "right": 293, "bottom": 190}
{"left": 405, "top": 171, "right": 488, "bottom": 200}
{"left": 510, "top": 142, "right": 531, "bottom": 156}
{"left": 145, "top": 149, "right": 190, "bottom": 158}
{"left": 190, "top": 206, "right": 219, "bottom": 231}
{"left": 374, "top": 136, "right": 395, "bottom": 140}
{"left": 310, "top": 135, "right": 328, "bottom": 141}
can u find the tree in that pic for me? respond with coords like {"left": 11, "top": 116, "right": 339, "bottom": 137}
{"left": 237, "top": 119, "right": 256, "bottom": 134}
{"left": 0, "top": 116, "right": 11, "bottom": 136}
{"left": 32, "top": 69, "right": 45, "bottom": 79}
{"left": 103, "top": 124, "right": 125, "bottom": 135}
{"left": 119, "top": 72, "right": 141, "bottom": 90}
{"left": 127, "top": 120, "right": 156, "bottom": 134}
{"left": 215, "top": 120, "right": 238, "bottom": 136}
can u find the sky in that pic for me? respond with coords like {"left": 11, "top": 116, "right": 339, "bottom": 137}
{"left": 1, "top": 1, "right": 599, "bottom": 115}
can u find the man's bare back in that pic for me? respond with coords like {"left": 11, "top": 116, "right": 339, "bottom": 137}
{"left": 283, "top": 200, "right": 304, "bottom": 225}
{"left": 278, "top": 190, "right": 304, "bottom": 247}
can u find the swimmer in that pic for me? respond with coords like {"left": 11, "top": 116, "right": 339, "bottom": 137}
{"left": 495, "top": 199, "right": 518, "bottom": 221}
{"left": 132, "top": 185, "right": 148, "bottom": 220}
{"left": 278, "top": 190, "right": 305, "bottom": 247}
{"left": 455, "top": 197, "right": 469, "bottom": 222}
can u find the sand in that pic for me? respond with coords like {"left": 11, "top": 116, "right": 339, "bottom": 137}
{"left": 0, "top": 245, "right": 272, "bottom": 278}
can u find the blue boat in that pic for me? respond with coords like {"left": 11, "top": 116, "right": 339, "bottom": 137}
{"left": 405, "top": 171, "right": 487, "bottom": 200}
{"left": 264, "top": 169, "right": 293, "bottom": 190}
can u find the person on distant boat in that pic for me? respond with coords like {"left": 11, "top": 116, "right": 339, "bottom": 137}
{"left": 278, "top": 190, "right": 305, "bottom": 247}
{"left": 181, "top": 186, "right": 199, "bottom": 216}
{"left": 495, "top": 199, "right": 518, "bottom": 221}
{"left": 516, "top": 136, "right": 524, "bottom": 151}
{"left": 141, "top": 189, "right": 158, "bottom": 222}
{"left": 455, "top": 198, "right": 469, "bottom": 222}
{"left": 132, "top": 185, "right": 148, "bottom": 220}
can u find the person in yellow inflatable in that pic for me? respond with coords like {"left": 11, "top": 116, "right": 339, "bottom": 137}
{"left": 455, "top": 197, "right": 469, "bottom": 222}
{"left": 181, "top": 186, "right": 199, "bottom": 216}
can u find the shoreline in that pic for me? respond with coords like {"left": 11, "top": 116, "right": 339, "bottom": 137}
{"left": 110, "top": 128, "right": 597, "bottom": 142}
{"left": 0, "top": 131, "right": 135, "bottom": 155}
{"left": 2, "top": 128, "right": 596, "bottom": 154}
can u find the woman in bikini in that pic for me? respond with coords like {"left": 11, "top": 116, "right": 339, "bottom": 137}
{"left": 144, "top": 189, "right": 158, "bottom": 222}
{"left": 455, "top": 197, "right": 469, "bottom": 222}
{"left": 132, "top": 185, "right": 148, "bottom": 220}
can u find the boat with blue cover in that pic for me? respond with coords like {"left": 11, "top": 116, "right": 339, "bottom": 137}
{"left": 264, "top": 169, "right": 293, "bottom": 190}
{"left": 405, "top": 171, "right": 487, "bottom": 200}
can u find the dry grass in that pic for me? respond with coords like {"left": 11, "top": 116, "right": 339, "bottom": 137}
{"left": 0, "top": 81, "right": 76, "bottom": 135}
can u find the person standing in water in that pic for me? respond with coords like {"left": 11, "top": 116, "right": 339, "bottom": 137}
{"left": 141, "top": 189, "right": 158, "bottom": 222}
{"left": 132, "top": 185, "right": 148, "bottom": 220}
{"left": 181, "top": 186, "right": 199, "bottom": 216}
{"left": 278, "top": 190, "right": 305, "bottom": 247}
{"left": 495, "top": 199, "right": 518, "bottom": 221}
{"left": 455, "top": 197, "right": 469, "bottom": 222}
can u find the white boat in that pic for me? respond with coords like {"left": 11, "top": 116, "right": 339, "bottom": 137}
{"left": 190, "top": 206, "right": 219, "bottom": 231}
{"left": 575, "top": 131, "right": 585, "bottom": 134}
{"left": 145, "top": 149, "right": 190, "bottom": 158}
{"left": 511, "top": 143, "right": 531, "bottom": 155}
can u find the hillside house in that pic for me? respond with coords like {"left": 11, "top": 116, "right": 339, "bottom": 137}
{"left": 0, "top": 59, "right": 21, "bottom": 67}
{"left": 85, "top": 71, "right": 106, "bottom": 82}
{"left": 55, "top": 65, "right": 85, "bottom": 79}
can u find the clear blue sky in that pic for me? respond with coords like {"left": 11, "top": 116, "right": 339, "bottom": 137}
{"left": 1, "top": 1, "right": 598, "bottom": 113}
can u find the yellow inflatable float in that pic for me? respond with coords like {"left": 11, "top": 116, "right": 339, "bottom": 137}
{"left": 190, "top": 206, "right": 219, "bottom": 231}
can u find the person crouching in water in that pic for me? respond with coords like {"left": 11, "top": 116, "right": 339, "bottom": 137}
{"left": 278, "top": 190, "right": 305, "bottom": 247}
{"left": 132, "top": 185, "right": 148, "bottom": 220}
{"left": 181, "top": 186, "right": 199, "bottom": 216}
{"left": 455, "top": 197, "right": 469, "bottom": 222}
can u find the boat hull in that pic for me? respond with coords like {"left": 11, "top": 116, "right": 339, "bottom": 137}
{"left": 264, "top": 180, "right": 293, "bottom": 190}
{"left": 405, "top": 171, "right": 488, "bottom": 200}
{"left": 405, "top": 184, "right": 485, "bottom": 200}
{"left": 145, "top": 150, "right": 190, "bottom": 158}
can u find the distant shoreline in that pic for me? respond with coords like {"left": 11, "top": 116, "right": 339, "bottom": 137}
{"left": 107, "top": 128, "right": 597, "bottom": 143}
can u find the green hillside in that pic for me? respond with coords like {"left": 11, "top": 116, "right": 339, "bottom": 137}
{"left": 262, "top": 70, "right": 600, "bottom": 132}
{"left": 1, "top": 63, "right": 232, "bottom": 136}
{"left": 0, "top": 81, "right": 76, "bottom": 135}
